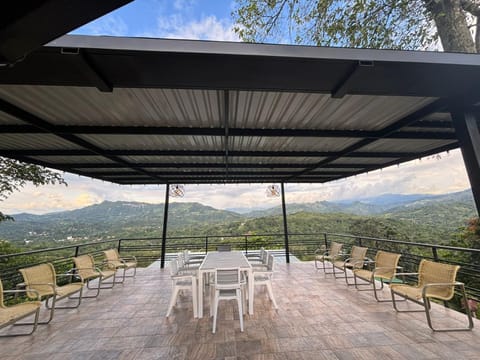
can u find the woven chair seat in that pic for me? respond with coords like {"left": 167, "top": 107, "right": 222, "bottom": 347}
{"left": 0, "top": 302, "right": 41, "bottom": 324}
{"left": 55, "top": 283, "right": 84, "bottom": 298}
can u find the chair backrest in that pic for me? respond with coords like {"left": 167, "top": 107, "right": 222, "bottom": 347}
{"left": 349, "top": 246, "right": 368, "bottom": 269}
{"left": 374, "top": 251, "right": 401, "bottom": 278}
{"left": 217, "top": 244, "right": 231, "bottom": 252}
{"left": 170, "top": 259, "right": 179, "bottom": 276}
{"left": 418, "top": 259, "right": 460, "bottom": 300}
{"left": 266, "top": 254, "right": 275, "bottom": 272}
{"left": 215, "top": 268, "right": 241, "bottom": 289}
{"left": 73, "top": 254, "right": 97, "bottom": 279}
{"left": 103, "top": 249, "right": 120, "bottom": 262}
{"left": 330, "top": 242, "right": 343, "bottom": 257}
{"left": 19, "top": 263, "right": 56, "bottom": 299}
{"left": 350, "top": 246, "right": 368, "bottom": 260}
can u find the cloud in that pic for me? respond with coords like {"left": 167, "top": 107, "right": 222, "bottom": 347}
{"left": 148, "top": 14, "right": 239, "bottom": 41}
{"left": 75, "top": 15, "right": 129, "bottom": 36}
{"left": 0, "top": 149, "right": 471, "bottom": 215}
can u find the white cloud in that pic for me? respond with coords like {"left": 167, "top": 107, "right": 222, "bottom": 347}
{"left": 76, "top": 15, "right": 129, "bottom": 36}
{"left": 0, "top": 149, "right": 471, "bottom": 215}
{"left": 147, "top": 14, "right": 239, "bottom": 41}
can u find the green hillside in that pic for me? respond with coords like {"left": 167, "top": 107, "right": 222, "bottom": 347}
{"left": 0, "top": 190, "right": 476, "bottom": 248}
{"left": 0, "top": 201, "right": 243, "bottom": 244}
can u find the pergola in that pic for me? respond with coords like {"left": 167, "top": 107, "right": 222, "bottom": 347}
{"left": 1, "top": 1, "right": 480, "bottom": 267}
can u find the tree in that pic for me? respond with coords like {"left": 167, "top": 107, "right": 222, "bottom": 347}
{"left": 0, "top": 157, "right": 67, "bottom": 221}
{"left": 232, "top": 0, "right": 480, "bottom": 53}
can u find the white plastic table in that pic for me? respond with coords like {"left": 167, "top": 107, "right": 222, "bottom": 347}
{"left": 197, "top": 251, "right": 254, "bottom": 318}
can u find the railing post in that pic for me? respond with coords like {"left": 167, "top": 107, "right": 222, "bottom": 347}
{"left": 432, "top": 246, "right": 439, "bottom": 261}
{"left": 323, "top": 233, "right": 328, "bottom": 249}
{"left": 117, "top": 239, "right": 122, "bottom": 254}
{"left": 74, "top": 245, "right": 80, "bottom": 257}
{"left": 281, "top": 182, "right": 290, "bottom": 263}
{"left": 358, "top": 237, "right": 363, "bottom": 247}
{"left": 160, "top": 184, "right": 170, "bottom": 269}
{"left": 205, "top": 236, "right": 209, "bottom": 254}
{"left": 245, "top": 235, "right": 248, "bottom": 254}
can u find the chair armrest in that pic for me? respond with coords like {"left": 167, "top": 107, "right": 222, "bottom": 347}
{"left": 395, "top": 272, "right": 419, "bottom": 277}
{"left": 4, "top": 288, "right": 41, "bottom": 300}
{"left": 120, "top": 255, "right": 137, "bottom": 262}
{"left": 314, "top": 248, "right": 328, "bottom": 255}
{"left": 57, "top": 273, "right": 80, "bottom": 278}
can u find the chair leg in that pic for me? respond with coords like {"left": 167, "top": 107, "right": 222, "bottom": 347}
{"left": 236, "top": 289, "right": 244, "bottom": 332}
{"left": 265, "top": 281, "right": 278, "bottom": 309}
{"left": 212, "top": 290, "right": 219, "bottom": 334}
{"left": 192, "top": 277, "right": 198, "bottom": 319}
{"left": 166, "top": 287, "right": 181, "bottom": 317}
{"left": 7, "top": 307, "right": 41, "bottom": 336}
{"left": 423, "top": 285, "right": 474, "bottom": 332}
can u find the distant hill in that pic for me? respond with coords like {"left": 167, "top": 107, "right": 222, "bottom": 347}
{"left": 0, "top": 189, "right": 476, "bottom": 245}
{"left": 0, "top": 201, "right": 243, "bottom": 243}
{"left": 245, "top": 189, "right": 475, "bottom": 219}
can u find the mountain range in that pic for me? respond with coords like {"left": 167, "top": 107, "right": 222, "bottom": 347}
{"left": 0, "top": 189, "right": 476, "bottom": 244}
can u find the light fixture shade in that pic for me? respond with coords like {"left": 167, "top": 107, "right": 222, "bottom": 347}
{"left": 169, "top": 184, "right": 185, "bottom": 197}
{"left": 266, "top": 184, "right": 280, "bottom": 197}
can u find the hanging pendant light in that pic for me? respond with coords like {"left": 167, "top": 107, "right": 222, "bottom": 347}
{"left": 266, "top": 184, "right": 280, "bottom": 197}
{"left": 169, "top": 184, "right": 185, "bottom": 197}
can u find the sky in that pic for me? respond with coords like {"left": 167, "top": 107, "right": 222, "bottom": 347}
{"left": 0, "top": 0, "right": 473, "bottom": 215}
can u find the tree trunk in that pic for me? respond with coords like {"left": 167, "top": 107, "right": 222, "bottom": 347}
{"left": 424, "top": 0, "right": 476, "bottom": 53}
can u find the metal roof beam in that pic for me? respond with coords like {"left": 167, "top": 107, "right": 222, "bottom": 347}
{"left": 0, "top": 125, "right": 456, "bottom": 140}
{"left": 64, "top": 162, "right": 377, "bottom": 169}
{"left": 0, "top": 149, "right": 446, "bottom": 158}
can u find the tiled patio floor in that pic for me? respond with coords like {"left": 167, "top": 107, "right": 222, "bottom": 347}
{"left": 1, "top": 261, "right": 479, "bottom": 359}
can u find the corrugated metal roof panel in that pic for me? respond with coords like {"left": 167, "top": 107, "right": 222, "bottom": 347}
{"left": 0, "top": 134, "right": 84, "bottom": 149}
{"left": 118, "top": 155, "right": 224, "bottom": 163}
{"left": 231, "top": 91, "right": 435, "bottom": 130}
{"left": 230, "top": 136, "right": 358, "bottom": 151}
{"left": 79, "top": 134, "right": 224, "bottom": 150}
{"left": 230, "top": 156, "right": 324, "bottom": 164}
{"left": 0, "top": 86, "right": 223, "bottom": 127}
{"left": 30, "top": 156, "right": 117, "bottom": 164}
{"left": 359, "top": 139, "right": 456, "bottom": 153}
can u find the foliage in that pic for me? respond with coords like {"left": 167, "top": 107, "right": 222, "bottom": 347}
{"left": 232, "top": 0, "right": 480, "bottom": 52}
{"left": 0, "top": 157, "right": 67, "bottom": 222}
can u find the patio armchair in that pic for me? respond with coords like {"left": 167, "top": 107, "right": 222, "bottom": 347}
{"left": 248, "top": 248, "right": 269, "bottom": 270}
{"left": 19, "top": 263, "right": 83, "bottom": 324}
{"left": 103, "top": 249, "right": 137, "bottom": 283}
{"left": 314, "top": 241, "right": 343, "bottom": 273}
{"left": 71, "top": 254, "right": 116, "bottom": 298}
{"left": 390, "top": 259, "right": 474, "bottom": 331}
{"left": 332, "top": 245, "right": 369, "bottom": 285}
{"left": 212, "top": 267, "right": 244, "bottom": 333}
{"left": 352, "top": 250, "right": 401, "bottom": 301}
{"left": 0, "top": 278, "right": 41, "bottom": 337}
{"left": 166, "top": 258, "right": 198, "bottom": 318}
{"left": 253, "top": 253, "right": 278, "bottom": 309}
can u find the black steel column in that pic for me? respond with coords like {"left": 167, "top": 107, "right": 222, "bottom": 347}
{"left": 451, "top": 110, "right": 480, "bottom": 215}
{"left": 160, "top": 184, "right": 170, "bottom": 268}
{"left": 281, "top": 182, "right": 290, "bottom": 263}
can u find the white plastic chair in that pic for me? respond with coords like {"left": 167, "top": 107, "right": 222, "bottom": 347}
{"left": 166, "top": 259, "right": 198, "bottom": 318}
{"left": 212, "top": 267, "right": 244, "bottom": 333}
{"left": 253, "top": 254, "right": 278, "bottom": 309}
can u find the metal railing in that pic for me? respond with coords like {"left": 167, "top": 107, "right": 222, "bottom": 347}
{"left": 1, "top": 231, "right": 480, "bottom": 303}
